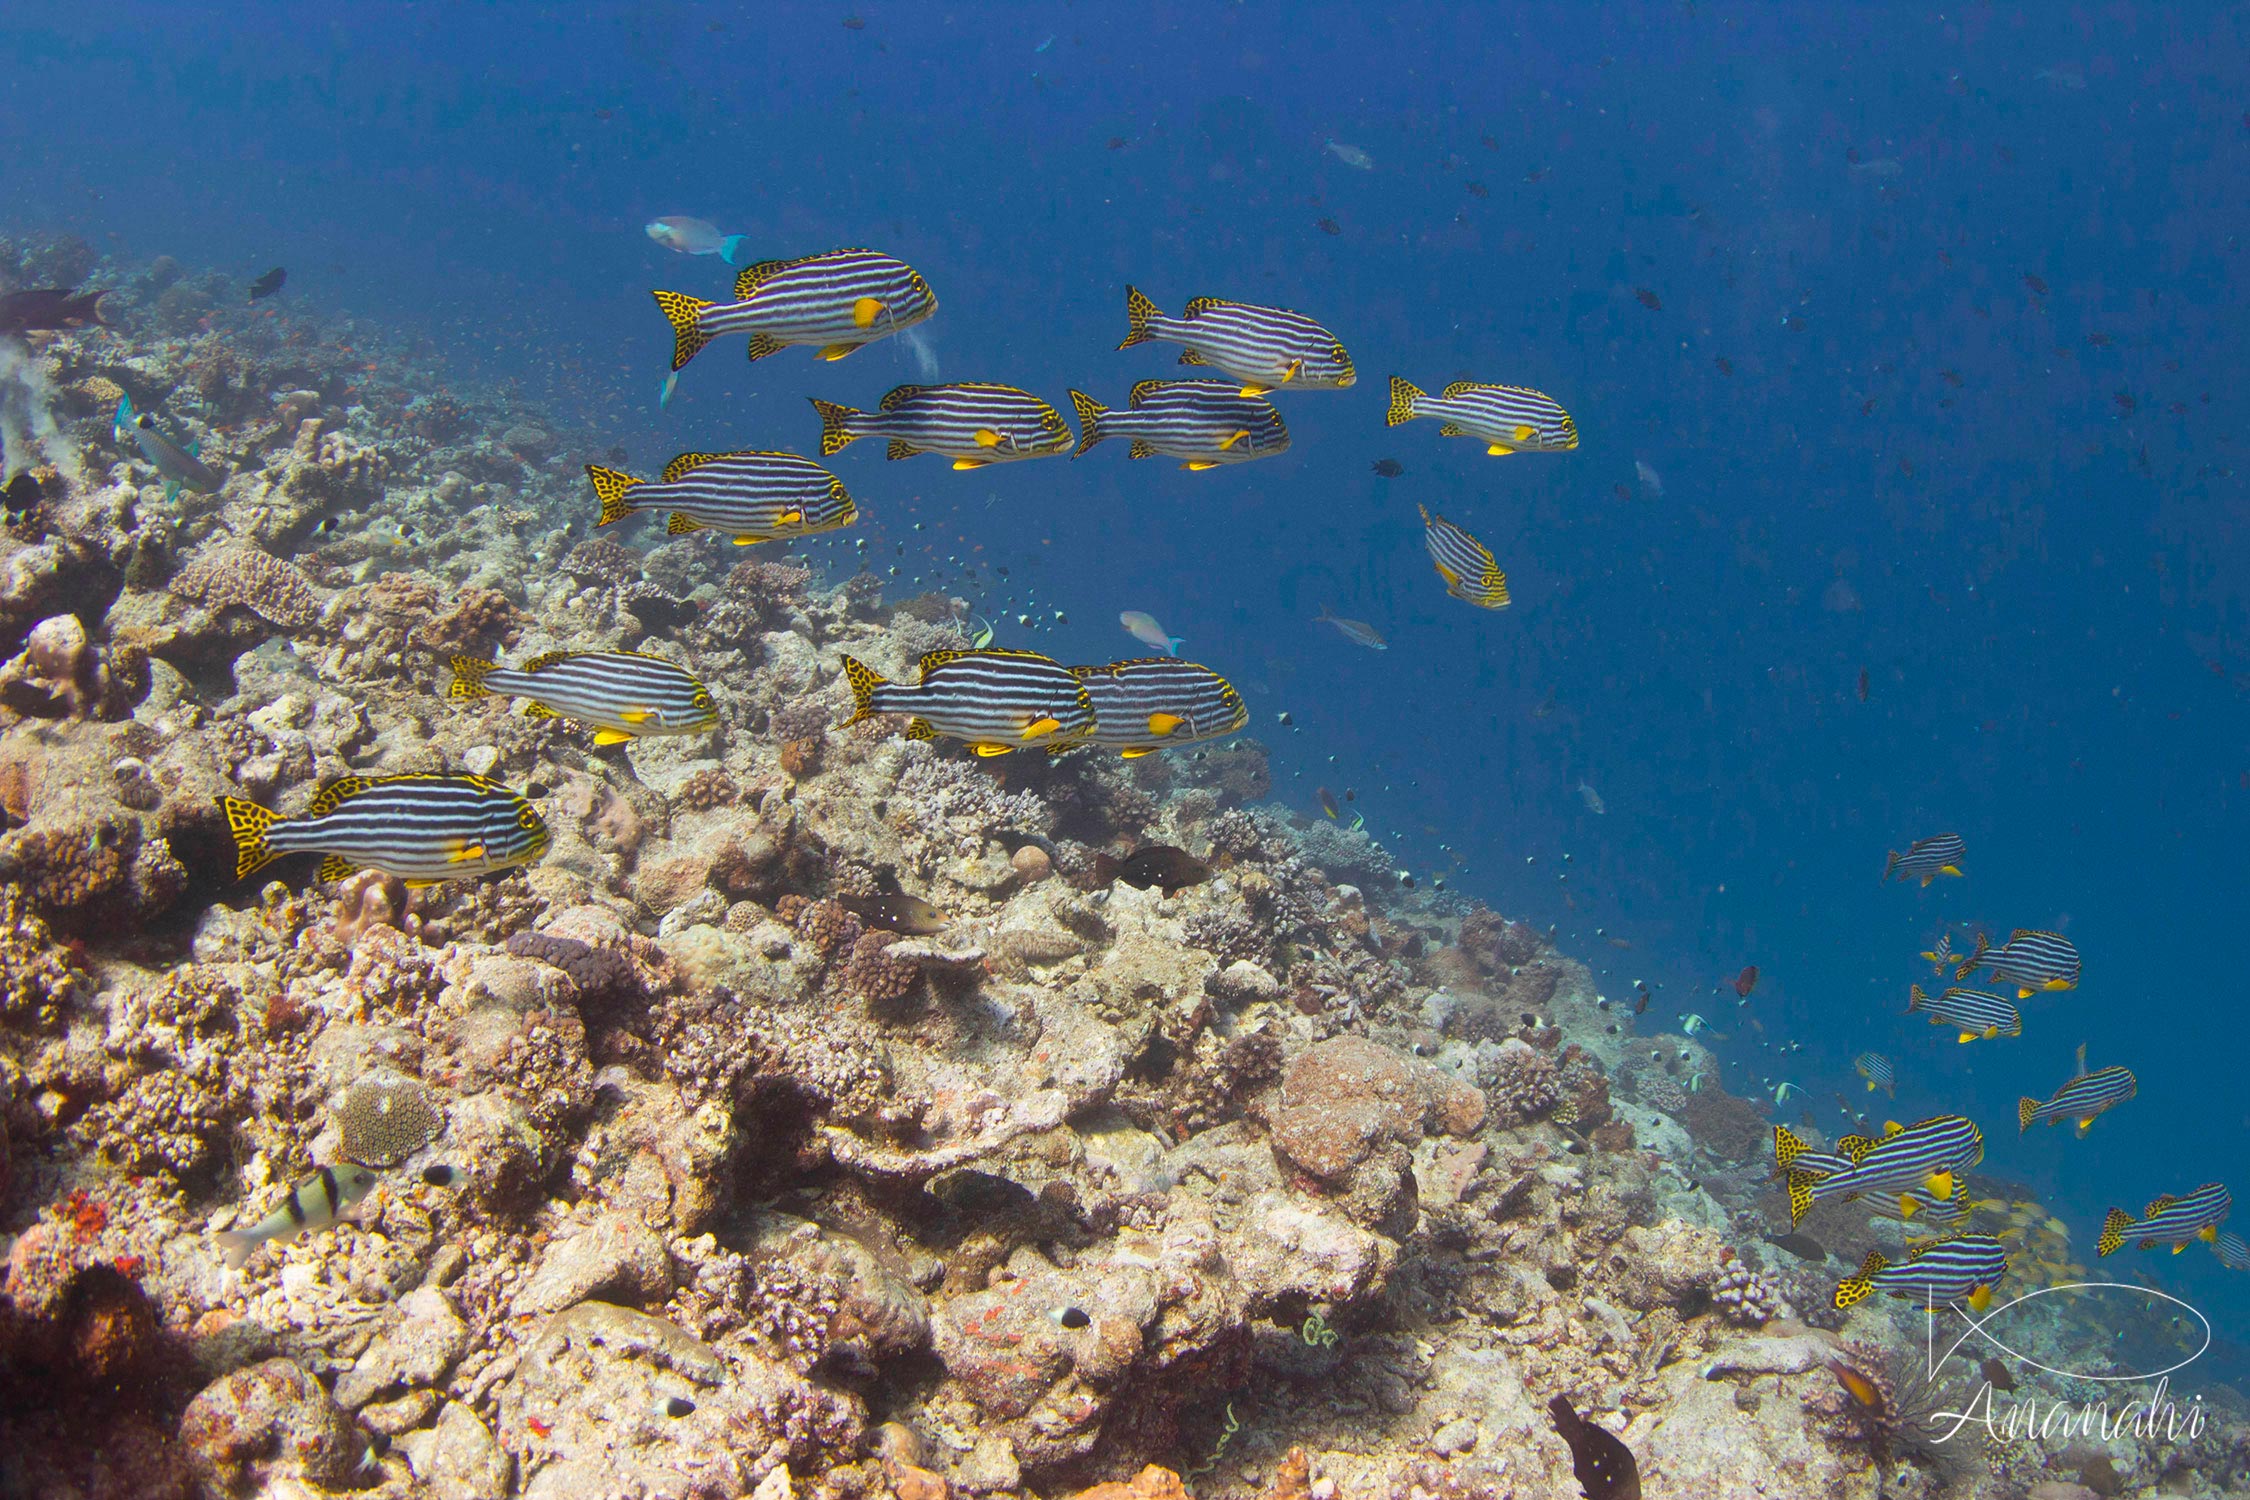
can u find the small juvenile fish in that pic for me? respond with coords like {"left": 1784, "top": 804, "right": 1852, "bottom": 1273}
{"left": 223, "top": 774, "right": 550, "bottom": 886}
{"left": 586, "top": 450, "right": 855, "bottom": 544}
{"left": 1833, "top": 1234, "right": 2010, "bottom": 1312}
{"left": 1418, "top": 506, "right": 1509, "bottom": 609}
{"left": 2017, "top": 1063, "right": 2135, "bottom": 1135}
{"left": 812, "top": 385, "right": 1070, "bottom": 469}
{"left": 1955, "top": 928, "right": 2079, "bottom": 997}
{"left": 838, "top": 892, "right": 947, "bottom": 934}
{"left": 1095, "top": 844, "right": 1210, "bottom": 896}
{"left": 1370, "top": 457, "right": 1404, "bottom": 478}
{"left": 1071, "top": 659, "right": 1246, "bottom": 757}
{"left": 2214, "top": 1231, "right": 2250, "bottom": 1271}
{"left": 1323, "top": 139, "right": 1375, "bottom": 170}
{"left": 1546, "top": 1394, "right": 1641, "bottom": 1500}
{"left": 1118, "top": 610, "right": 1182, "bottom": 656}
{"left": 1884, "top": 832, "right": 1966, "bottom": 885}
{"left": 0, "top": 286, "right": 111, "bottom": 334}
{"left": 2098, "top": 1182, "right": 2231, "bottom": 1256}
{"left": 1578, "top": 781, "right": 1606, "bottom": 815}
{"left": 1853, "top": 1051, "right": 1896, "bottom": 1098}
{"left": 1634, "top": 459, "right": 1663, "bottom": 497}
{"left": 1731, "top": 965, "right": 1759, "bottom": 998}
{"left": 1314, "top": 606, "right": 1385, "bottom": 650}
{"left": 645, "top": 215, "right": 749, "bottom": 267}
{"left": 841, "top": 649, "right": 1095, "bottom": 756}
{"left": 114, "top": 395, "right": 224, "bottom": 501}
{"left": 1919, "top": 933, "right": 1957, "bottom": 972}
{"left": 1067, "top": 382, "right": 1289, "bottom": 469}
{"left": 448, "top": 650, "right": 717, "bottom": 746}
{"left": 1118, "top": 286, "right": 1355, "bottom": 396}
{"left": 1386, "top": 376, "right": 1577, "bottom": 456}
{"left": 215, "top": 1164, "right": 380, "bottom": 1269}
{"left": 247, "top": 267, "right": 287, "bottom": 301}
{"left": 1907, "top": 984, "right": 2022, "bottom": 1043}
{"left": 653, "top": 247, "right": 936, "bottom": 369}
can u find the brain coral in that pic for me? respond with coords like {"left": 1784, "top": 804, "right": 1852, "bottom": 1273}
{"left": 337, "top": 1072, "right": 442, "bottom": 1167}
{"left": 170, "top": 545, "right": 320, "bottom": 629}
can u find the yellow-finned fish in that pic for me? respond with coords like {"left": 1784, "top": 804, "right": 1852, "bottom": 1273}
{"left": 584, "top": 450, "right": 855, "bottom": 544}
{"left": 841, "top": 649, "right": 1095, "bottom": 756}
{"left": 222, "top": 774, "right": 549, "bottom": 886}
{"left": 448, "top": 651, "right": 717, "bottom": 746}
{"left": 2017, "top": 1057, "right": 2136, "bottom": 1136}
{"left": 1418, "top": 505, "right": 1510, "bottom": 609}
{"left": 1832, "top": 1234, "right": 2009, "bottom": 1312}
{"left": 1067, "top": 381, "right": 1289, "bottom": 469}
{"left": 1884, "top": 832, "right": 1966, "bottom": 885}
{"left": 1385, "top": 376, "right": 1577, "bottom": 455}
{"left": 651, "top": 247, "right": 935, "bottom": 369}
{"left": 811, "top": 384, "right": 1071, "bottom": 469}
{"left": 1070, "top": 658, "right": 1247, "bottom": 757}
{"left": 1906, "top": 984, "right": 2023, "bottom": 1043}
{"left": 1118, "top": 286, "right": 1354, "bottom": 395}
{"left": 2098, "top": 1183, "right": 2231, "bottom": 1256}
{"left": 1956, "top": 928, "right": 2080, "bottom": 997}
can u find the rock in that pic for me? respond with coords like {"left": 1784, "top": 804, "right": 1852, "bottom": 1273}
{"left": 1429, "top": 1417, "right": 1477, "bottom": 1456}
{"left": 1071, "top": 1466, "right": 1189, "bottom": 1500}
{"left": 177, "top": 1357, "right": 362, "bottom": 1494}
{"left": 1270, "top": 1036, "right": 1486, "bottom": 1182}
{"left": 461, "top": 744, "right": 500, "bottom": 776}
{"left": 514, "top": 1212, "right": 674, "bottom": 1315}
{"left": 1211, "top": 959, "right": 1280, "bottom": 1002}
{"left": 399, "top": 1401, "right": 514, "bottom": 1500}
{"left": 333, "top": 1286, "right": 470, "bottom": 1410}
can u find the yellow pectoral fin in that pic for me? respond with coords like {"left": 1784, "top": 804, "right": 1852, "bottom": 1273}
{"left": 1967, "top": 1286, "right": 1993, "bottom": 1311}
{"left": 618, "top": 709, "right": 654, "bottom": 723}
{"left": 1927, "top": 1171, "right": 1956, "bottom": 1200}
{"left": 1435, "top": 561, "right": 1461, "bottom": 586}
{"left": 952, "top": 459, "right": 988, "bottom": 471}
{"left": 1281, "top": 359, "right": 1303, "bottom": 382}
{"left": 2202, "top": 1225, "right": 2220, "bottom": 1242}
{"left": 853, "top": 297, "right": 884, "bottom": 328}
{"left": 974, "top": 428, "right": 1004, "bottom": 448}
{"left": 1239, "top": 384, "right": 1271, "bottom": 398}
{"left": 1182, "top": 461, "right": 1220, "bottom": 471}
{"left": 446, "top": 843, "right": 488, "bottom": 864}
{"left": 1485, "top": 443, "right": 1515, "bottom": 457}
{"left": 777, "top": 508, "right": 803, "bottom": 526}
{"left": 1900, "top": 1195, "right": 1919, "bottom": 1219}
{"left": 592, "top": 729, "right": 635, "bottom": 746}
{"left": 1217, "top": 429, "right": 1248, "bottom": 451}
{"left": 1147, "top": 712, "right": 1184, "bottom": 736}
{"left": 2174, "top": 1244, "right": 2188, "bottom": 1254}
{"left": 1020, "top": 717, "right": 1062, "bottom": 741}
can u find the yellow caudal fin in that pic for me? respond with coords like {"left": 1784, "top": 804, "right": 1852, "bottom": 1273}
{"left": 220, "top": 796, "right": 281, "bottom": 881}
{"left": 1833, "top": 1251, "right": 1889, "bottom": 1311}
{"left": 808, "top": 398, "right": 863, "bottom": 458}
{"left": 2097, "top": 1208, "right": 2134, "bottom": 1257}
{"left": 447, "top": 656, "right": 495, "bottom": 700}
{"left": 651, "top": 290, "right": 715, "bottom": 371}
{"left": 1119, "top": 284, "right": 1160, "bottom": 348}
{"left": 1067, "top": 390, "right": 1107, "bottom": 456}
{"left": 1385, "top": 376, "right": 1422, "bottom": 426}
{"left": 1786, "top": 1173, "right": 1815, "bottom": 1228}
{"left": 586, "top": 465, "right": 642, "bottom": 526}
{"left": 1773, "top": 1124, "right": 1806, "bottom": 1170}
{"left": 840, "top": 655, "right": 888, "bottom": 725}
{"left": 1907, "top": 984, "right": 1927, "bottom": 1012}
{"left": 2017, "top": 1097, "right": 2040, "bottom": 1133}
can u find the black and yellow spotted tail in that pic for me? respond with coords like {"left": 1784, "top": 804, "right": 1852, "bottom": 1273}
{"left": 221, "top": 796, "right": 281, "bottom": 881}
{"left": 2017, "top": 1096, "right": 2042, "bottom": 1133}
{"left": 2097, "top": 1207, "right": 2136, "bottom": 1257}
{"left": 651, "top": 290, "right": 715, "bottom": 371}
{"left": 585, "top": 465, "right": 643, "bottom": 526}
{"left": 840, "top": 655, "right": 888, "bottom": 725}
{"left": 1386, "top": 376, "right": 1423, "bottom": 426}
{"left": 1066, "top": 390, "right": 1109, "bottom": 456}
{"left": 809, "top": 398, "right": 864, "bottom": 458}
{"left": 1118, "top": 284, "right": 1160, "bottom": 348}
{"left": 447, "top": 656, "right": 496, "bottom": 700}
{"left": 1833, "top": 1251, "right": 1890, "bottom": 1309}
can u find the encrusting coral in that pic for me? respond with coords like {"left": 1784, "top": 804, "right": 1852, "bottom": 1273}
{"left": 0, "top": 232, "right": 2235, "bottom": 1500}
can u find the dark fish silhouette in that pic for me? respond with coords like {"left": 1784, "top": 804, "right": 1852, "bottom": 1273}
{"left": 1732, "top": 965, "right": 1759, "bottom": 998}
{"left": 0, "top": 287, "right": 110, "bottom": 334}
{"left": 248, "top": 267, "right": 287, "bottom": 302}
{"left": 1547, "top": 1395, "right": 1642, "bottom": 1500}
{"left": 1763, "top": 1231, "right": 1828, "bottom": 1263}
{"left": 1980, "top": 1357, "right": 2016, "bottom": 1392}
{"left": 1370, "top": 458, "right": 1403, "bottom": 478}
{"left": 1, "top": 473, "right": 39, "bottom": 517}
{"left": 1633, "top": 287, "right": 1662, "bottom": 311}
{"left": 1093, "top": 845, "right": 1209, "bottom": 896}
{"left": 839, "top": 892, "right": 947, "bottom": 934}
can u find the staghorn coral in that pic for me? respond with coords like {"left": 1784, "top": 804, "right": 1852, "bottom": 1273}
{"left": 170, "top": 543, "right": 321, "bottom": 628}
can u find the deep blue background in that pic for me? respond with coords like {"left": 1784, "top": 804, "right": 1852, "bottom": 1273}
{"left": 6, "top": 2, "right": 2248, "bottom": 1320}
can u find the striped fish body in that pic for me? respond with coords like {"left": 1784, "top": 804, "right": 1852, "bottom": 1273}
{"left": 1853, "top": 1051, "right": 1896, "bottom": 1097}
{"left": 213, "top": 1163, "right": 380, "bottom": 1269}
{"left": 2017, "top": 1065, "right": 2137, "bottom": 1134}
{"left": 222, "top": 774, "right": 550, "bottom": 886}
{"left": 1071, "top": 659, "right": 1247, "bottom": 757}
{"left": 812, "top": 385, "right": 1071, "bottom": 469}
{"left": 1956, "top": 928, "right": 2080, "bottom": 996}
{"left": 1906, "top": 984, "right": 2022, "bottom": 1042}
{"left": 1920, "top": 933, "right": 1957, "bottom": 972}
{"left": 2214, "top": 1232, "right": 2250, "bottom": 1271}
{"left": 1066, "top": 382, "right": 1289, "bottom": 468}
{"left": 1784, "top": 1114, "right": 1983, "bottom": 1227}
{"left": 1772, "top": 1133, "right": 1855, "bottom": 1184}
{"left": 1118, "top": 286, "right": 1354, "bottom": 393}
{"left": 585, "top": 451, "right": 855, "bottom": 543}
{"left": 652, "top": 248, "right": 936, "bottom": 369}
{"left": 841, "top": 649, "right": 1094, "bottom": 756}
{"left": 1385, "top": 377, "right": 1577, "bottom": 455}
{"left": 2099, "top": 1182, "right": 2231, "bottom": 1255}
{"left": 449, "top": 651, "right": 716, "bottom": 745}
{"left": 1834, "top": 1235, "right": 2009, "bottom": 1311}
{"left": 1885, "top": 832, "right": 1967, "bottom": 885}
{"left": 1419, "top": 505, "right": 1510, "bottom": 609}
{"left": 1886, "top": 1185, "right": 1972, "bottom": 1233}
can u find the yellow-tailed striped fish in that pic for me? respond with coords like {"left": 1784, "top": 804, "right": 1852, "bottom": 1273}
{"left": 811, "top": 384, "right": 1071, "bottom": 470}
{"left": 1066, "top": 382, "right": 1289, "bottom": 469}
{"left": 2098, "top": 1182, "right": 2231, "bottom": 1256}
{"left": 1070, "top": 659, "right": 1247, "bottom": 758}
{"left": 1117, "top": 286, "right": 1354, "bottom": 395}
{"left": 1884, "top": 832, "right": 1966, "bottom": 885}
{"left": 222, "top": 774, "right": 550, "bottom": 886}
{"left": 1833, "top": 1234, "right": 2009, "bottom": 1312}
{"left": 2214, "top": 1232, "right": 2250, "bottom": 1271}
{"left": 1906, "top": 984, "right": 2022, "bottom": 1043}
{"left": 841, "top": 649, "right": 1094, "bottom": 757}
{"left": 584, "top": 451, "right": 855, "bottom": 544}
{"left": 652, "top": 247, "right": 935, "bottom": 369}
{"left": 214, "top": 1163, "right": 381, "bottom": 1269}
{"left": 1919, "top": 932, "right": 1958, "bottom": 973}
{"left": 1956, "top": 928, "right": 2080, "bottom": 997}
{"left": 1775, "top": 1115, "right": 1983, "bottom": 1227}
{"left": 1883, "top": 1183, "right": 1974, "bottom": 1235}
{"left": 1853, "top": 1051, "right": 1896, "bottom": 1098}
{"left": 1385, "top": 376, "right": 1578, "bottom": 456}
{"left": 2018, "top": 1056, "right": 2136, "bottom": 1136}
{"left": 448, "top": 651, "right": 716, "bottom": 746}
{"left": 1418, "top": 505, "right": 1510, "bottom": 609}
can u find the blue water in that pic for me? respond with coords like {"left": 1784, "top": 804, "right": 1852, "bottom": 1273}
{"left": 9, "top": 1, "right": 2249, "bottom": 1333}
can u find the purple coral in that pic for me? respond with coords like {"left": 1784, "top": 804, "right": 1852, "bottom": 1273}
{"left": 1712, "top": 1253, "right": 1783, "bottom": 1328}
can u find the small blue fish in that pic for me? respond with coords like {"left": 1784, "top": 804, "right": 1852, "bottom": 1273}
{"left": 659, "top": 371, "right": 679, "bottom": 409}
